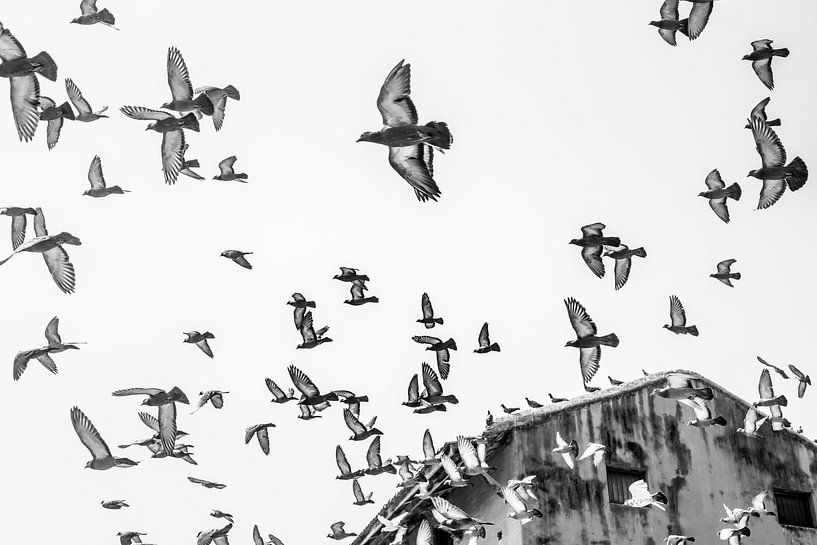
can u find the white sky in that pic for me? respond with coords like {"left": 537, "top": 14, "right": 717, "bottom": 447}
{"left": 2, "top": 1, "right": 817, "bottom": 544}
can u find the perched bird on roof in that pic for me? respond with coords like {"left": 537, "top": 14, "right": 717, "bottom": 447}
{"left": 651, "top": 373, "right": 713, "bottom": 400}
{"left": 351, "top": 478, "right": 374, "bottom": 506}
{"left": 71, "top": 0, "right": 116, "bottom": 28}
{"left": 38, "top": 97, "right": 73, "bottom": 149}
{"left": 664, "top": 295, "right": 699, "bottom": 336}
{"left": 193, "top": 390, "right": 229, "bottom": 412}
{"left": 549, "top": 393, "right": 568, "bottom": 403}
{"left": 412, "top": 336, "right": 456, "bottom": 379}
{"left": 70, "top": 406, "right": 137, "bottom": 470}
{"left": 679, "top": 397, "right": 727, "bottom": 427}
{"left": 603, "top": 245, "right": 647, "bottom": 290}
{"left": 335, "top": 445, "right": 364, "bottom": 480}
{"left": 564, "top": 297, "right": 619, "bottom": 384}
{"left": 363, "top": 436, "right": 395, "bottom": 476}
{"left": 210, "top": 510, "right": 234, "bottom": 523}
{"left": 0, "top": 23, "right": 58, "bottom": 142}
{"left": 569, "top": 223, "right": 620, "bottom": 279}
{"left": 220, "top": 250, "right": 252, "bottom": 269}
{"left": 501, "top": 404, "right": 519, "bottom": 414}
{"left": 474, "top": 322, "right": 500, "bottom": 353}
{"left": 245, "top": 423, "right": 275, "bottom": 455}
{"left": 745, "top": 97, "right": 780, "bottom": 129}
{"left": 287, "top": 364, "right": 338, "bottom": 408}
{"left": 83, "top": 156, "right": 128, "bottom": 197}
{"left": 756, "top": 356, "right": 788, "bottom": 379}
{"left": 193, "top": 85, "right": 240, "bottom": 131}
{"left": 65, "top": 79, "right": 107, "bottom": 122}
{"left": 711, "top": 259, "right": 740, "bottom": 287}
{"left": 501, "top": 485, "right": 543, "bottom": 524}
{"left": 188, "top": 476, "right": 226, "bottom": 489}
{"left": 327, "top": 522, "right": 356, "bottom": 540}
{"left": 213, "top": 156, "right": 248, "bottom": 182}
{"left": 417, "top": 292, "right": 443, "bottom": 328}
{"left": 747, "top": 117, "right": 807, "bottom": 210}
{"left": 525, "top": 397, "right": 543, "bottom": 408}
{"left": 649, "top": 0, "right": 689, "bottom": 46}
{"left": 162, "top": 47, "right": 213, "bottom": 114}
{"left": 418, "top": 362, "right": 458, "bottom": 407}
{"left": 624, "top": 480, "right": 668, "bottom": 510}
{"left": 608, "top": 376, "right": 624, "bottom": 386}
{"left": 343, "top": 408, "right": 382, "bottom": 441}
{"left": 296, "top": 311, "right": 332, "bottom": 349}
{"left": 583, "top": 382, "right": 601, "bottom": 393}
{"left": 578, "top": 442, "right": 609, "bottom": 467}
{"left": 344, "top": 279, "right": 379, "bottom": 305}
{"left": 183, "top": 331, "right": 215, "bottom": 358}
{"left": 743, "top": 40, "right": 789, "bottom": 91}
{"left": 736, "top": 406, "right": 767, "bottom": 438}
{"left": 102, "top": 500, "right": 129, "bottom": 509}
{"left": 789, "top": 365, "right": 810, "bottom": 398}
{"left": 698, "top": 169, "right": 741, "bottom": 224}
{"left": 286, "top": 293, "right": 315, "bottom": 331}
{"left": 678, "top": 0, "right": 714, "bottom": 40}
{"left": 553, "top": 431, "right": 579, "bottom": 469}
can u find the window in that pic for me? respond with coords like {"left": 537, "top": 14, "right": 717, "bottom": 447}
{"left": 607, "top": 467, "right": 646, "bottom": 505}
{"left": 775, "top": 489, "right": 815, "bottom": 528}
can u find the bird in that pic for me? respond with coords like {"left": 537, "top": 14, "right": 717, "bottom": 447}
{"left": 38, "top": 97, "right": 73, "bottom": 149}
{"left": 649, "top": 0, "right": 689, "bottom": 46}
{"left": 679, "top": 397, "right": 727, "bottom": 427}
{"left": 608, "top": 376, "right": 624, "bottom": 386}
{"left": 70, "top": 406, "right": 137, "bottom": 470}
{"left": 193, "top": 390, "right": 229, "bottom": 412}
{"left": 420, "top": 429, "right": 440, "bottom": 466}
{"left": 198, "top": 524, "right": 232, "bottom": 545}
{"left": 623, "top": 480, "right": 668, "bottom": 510}
{"left": 364, "top": 436, "right": 395, "bottom": 476}
{"left": 213, "top": 156, "right": 248, "bottom": 182}
{"left": 440, "top": 454, "right": 472, "bottom": 488}
{"left": 698, "top": 169, "right": 741, "bottom": 224}
{"left": 402, "top": 374, "right": 422, "bottom": 408}
{"left": 344, "top": 279, "right": 379, "bottom": 305}
{"left": 418, "top": 362, "right": 458, "bottom": 407}
{"left": 65, "top": 78, "right": 107, "bottom": 122}
{"left": 664, "top": 536, "right": 695, "bottom": 545}
{"left": 430, "top": 496, "right": 492, "bottom": 533}
{"left": 111, "top": 386, "right": 187, "bottom": 454}
{"left": 358, "top": 60, "right": 452, "bottom": 201}
{"left": 83, "top": 156, "right": 128, "bottom": 197}
{"left": 111, "top": 386, "right": 189, "bottom": 406}
{"left": 70, "top": 0, "right": 116, "bottom": 28}
{"left": 564, "top": 297, "right": 619, "bottom": 384}
{"left": 334, "top": 390, "right": 370, "bottom": 416}
{"left": 717, "top": 528, "right": 751, "bottom": 541}
{"left": 335, "top": 445, "right": 364, "bottom": 480}
{"left": 102, "top": 500, "right": 129, "bottom": 509}
{"left": 651, "top": 373, "right": 714, "bottom": 400}
{"left": 13, "top": 315, "right": 83, "bottom": 381}
{"left": 193, "top": 85, "right": 240, "bottom": 131}
{"left": 711, "top": 259, "right": 740, "bottom": 287}
{"left": 245, "top": 423, "right": 274, "bottom": 455}
{"left": 376, "top": 513, "right": 408, "bottom": 544}
{"left": 549, "top": 393, "right": 568, "bottom": 403}
{"left": 664, "top": 295, "right": 699, "bottom": 336}
{"left": 525, "top": 397, "right": 543, "bottom": 408}
{"left": 180, "top": 156, "right": 204, "bottom": 180}
{"left": 578, "top": 442, "right": 608, "bottom": 467}
{"left": 458, "top": 436, "right": 496, "bottom": 475}
{"left": 343, "top": 408, "right": 382, "bottom": 441}
{"left": 183, "top": 331, "right": 215, "bottom": 358}
{"left": 286, "top": 293, "right": 315, "bottom": 331}
{"left": 296, "top": 311, "right": 332, "bottom": 349}
{"left": 486, "top": 411, "right": 494, "bottom": 426}
{"left": 412, "top": 336, "right": 457, "bottom": 379}
{"left": 351, "top": 479, "right": 374, "bottom": 506}
{"left": 117, "top": 532, "right": 147, "bottom": 545}
{"left": 745, "top": 97, "right": 780, "bottom": 129}
{"left": 119, "top": 106, "right": 199, "bottom": 184}
{"left": 678, "top": 0, "right": 714, "bottom": 40}
{"left": 721, "top": 503, "right": 759, "bottom": 526}
{"left": 287, "top": 364, "right": 338, "bottom": 408}
{"left": 474, "top": 322, "right": 500, "bottom": 353}
{"left": 756, "top": 356, "right": 789, "bottom": 379}
{"left": 569, "top": 223, "right": 621, "bottom": 279}
{"left": 750, "top": 490, "right": 776, "bottom": 516}
{"left": 220, "top": 250, "right": 252, "bottom": 269}
{"left": 327, "top": 522, "right": 356, "bottom": 540}
{"left": 736, "top": 406, "right": 767, "bottom": 438}
{"left": 501, "top": 404, "right": 519, "bottom": 414}
{"left": 265, "top": 378, "right": 296, "bottom": 403}
{"left": 414, "top": 519, "right": 435, "bottom": 545}
{"left": 210, "top": 510, "right": 234, "bottom": 523}
{"left": 788, "top": 364, "right": 810, "bottom": 398}
{"left": 747, "top": 117, "right": 808, "bottom": 209}
{"left": 743, "top": 40, "right": 789, "bottom": 90}
{"left": 0, "top": 23, "right": 58, "bottom": 142}
{"left": 187, "top": 476, "right": 226, "bottom": 489}
{"left": 552, "top": 431, "right": 579, "bottom": 469}
{"left": 501, "top": 485, "right": 543, "bottom": 524}
{"left": 603, "top": 245, "right": 647, "bottom": 290}
{"left": 333, "top": 267, "right": 369, "bottom": 283}
{"left": 755, "top": 369, "right": 789, "bottom": 432}
{"left": 162, "top": 47, "right": 213, "bottom": 114}
{"left": 417, "top": 292, "right": 443, "bottom": 328}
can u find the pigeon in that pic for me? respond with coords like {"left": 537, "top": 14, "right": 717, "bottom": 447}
{"left": 649, "top": 0, "right": 689, "bottom": 46}
{"left": 755, "top": 369, "right": 789, "bottom": 431}
{"left": 193, "top": 390, "right": 229, "bottom": 412}
{"left": 623, "top": 479, "right": 668, "bottom": 510}
{"left": 210, "top": 510, "right": 234, "bottom": 523}
{"left": 344, "top": 279, "right": 379, "bottom": 305}
{"left": 286, "top": 293, "right": 315, "bottom": 331}
{"left": 552, "top": 431, "right": 579, "bottom": 469}
{"left": 188, "top": 477, "right": 226, "bottom": 489}
{"left": 603, "top": 245, "right": 647, "bottom": 290}
{"left": 213, "top": 156, "right": 248, "bottom": 182}
{"left": 507, "top": 476, "right": 539, "bottom": 503}
{"left": 501, "top": 404, "right": 519, "bottom": 414}
{"left": 70, "top": 406, "right": 137, "bottom": 470}
{"left": 756, "top": 356, "right": 789, "bottom": 379}
{"left": 664, "top": 295, "right": 699, "bottom": 336}
{"left": 412, "top": 336, "right": 457, "bottom": 379}
{"left": 747, "top": 117, "right": 808, "bottom": 209}
{"left": 578, "top": 442, "right": 608, "bottom": 467}
{"left": 376, "top": 513, "right": 408, "bottom": 544}
{"left": 83, "top": 156, "right": 128, "bottom": 197}
{"left": 420, "top": 429, "right": 440, "bottom": 466}
{"left": 418, "top": 362, "right": 458, "bottom": 406}
{"left": 743, "top": 40, "right": 789, "bottom": 90}
{"left": 255, "top": 526, "right": 284, "bottom": 545}
{"left": 198, "top": 524, "right": 232, "bottom": 545}
{"left": 327, "top": 522, "right": 356, "bottom": 540}
{"left": 698, "top": 169, "right": 741, "bottom": 224}
{"left": 38, "top": 97, "right": 74, "bottom": 149}
{"left": 608, "top": 376, "right": 624, "bottom": 386}
{"left": 193, "top": 85, "right": 240, "bottom": 131}
{"left": 736, "top": 406, "right": 767, "bottom": 438}
{"left": 549, "top": 393, "right": 568, "bottom": 403}
{"left": 679, "top": 397, "right": 727, "bottom": 427}
{"left": 417, "top": 292, "right": 443, "bottom": 328}
{"left": 343, "top": 408, "right": 382, "bottom": 441}
{"left": 664, "top": 536, "right": 695, "bottom": 545}
{"left": 296, "top": 311, "right": 332, "bottom": 349}
{"left": 0, "top": 207, "right": 79, "bottom": 294}
{"left": 721, "top": 503, "right": 759, "bottom": 526}
{"left": 162, "top": 47, "right": 213, "bottom": 114}
{"left": 364, "top": 436, "right": 396, "bottom": 476}
{"left": 440, "top": 454, "right": 472, "bottom": 488}
{"left": 111, "top": 386, "right": 187, "bottom": 454}
{"left": 333, "top": 390, "right": 369, "bottom": 416}
{"left": 102, "top": 500, "right": 129, "bottom": 509}
{"left": 402, "top": 374, "right": 422, "bottom": 408}
{"left": 119, "top": 106, "right": 199, "bottom": 184}
{"left": 71, "top": 0, "right": 116, "bottom": 28}
{"left": 474, "top": 322, "right": 500, "bottom": 353}
{"left": 117, "top": 532, "right": 147, "bottom": 545}
{"left": 501, "top": 485, "right": 543, "bottom": 524}
{"left": 711, "top": 259, "right": 740, "bottom": 287}
{"left": 650, "top": 373, "right": 713, "bottom": 400}
{"left": 245, "top": 423, "right": 275, "bottom": 455}
{"left": 717, "top": 528, "right": 751, "bottom": 541}
{"left": 335, "top": 445, "right": 364, "bottom": 480}
{"left": 569, "top": 223, "right": 620, "bottom": 279}
{"left": 679, "top": 0, "right": 713, "bottom": 40}
{"left": 65, "top": 79, "right": 107, "bottom": 122}
{"left": 750, "top": 490, "right": 776, "bottom": 516}
{"left": 358, "top": 60, "right": 452, "bottom": 201}
{"left": 457, "top": 436, "right": 496, "bottom": 475}
{"left": 430, "top": 496, "right": 492, "bottom": 533}
{"left": 265, "top": 378, "right": 296, "bottom": 403}
{"left": 0, "top": 23, "right": 58, "bottom": 141}
{"left": 333, "top": 267, "right": 369, "bottom": 283}
{"left": 183, "top": 331, "right": 215, "bottom": 358}
{"left": 220, "top": 250, "right": 252, "bottom": 269}
{"left": 287, "top": 364, "right": 338, "bottom": 408}
{"left": 583, "top": 382, "right": 601, "bottom": 393}
{"left": 12, "top": 315, "right": 82, "bottom": 381}
{"left": 486, "top": 411, "right": 494, "bottom": 426}
{"left": 745, "top": 97, "right": 780, "bottom": 129}
{"left": 525, "top": 397, "right": 543, "bottom": 408}
{"left": 351, "top": 479, "right": 374, "bottom": 506}
{"left": 564, "top": 297, "right": 619, "bottom": 383}
{"left": 788, "top": 364, "right": 810, "bottom": 398}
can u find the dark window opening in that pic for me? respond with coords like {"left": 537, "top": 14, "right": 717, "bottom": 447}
{"left": 775, "top": 489, "right": 815, "bottom": 528}
{"left": 607, "top": 467, "right": 646, "bottom": 505}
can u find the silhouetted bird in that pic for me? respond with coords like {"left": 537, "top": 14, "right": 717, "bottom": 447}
{"left": 117, "top": 531, "right": 146, "bottom": 545}
{"left": 66, "top": 79, "right": 107, "bottom": 122}
{"left": 564, "top": 297, "right": 619, "bottom": 383}
{"left": 608, "top": 376, "right": 624, "bottom": 386}
{"left": 664, "top": 295, "right": 698, "bottom": 336}
{"left": 402, "top": 374, "right": 421, "bottom": 408}
{"left": 210, "top": 511, "right": 233, "bottom": 523}
{"left": 364, "top": 436, "right": 396, "bottom": 476}
{"left": 745, "top": 97, "right": 780, "bottom": 129}
{"left": 710, "top": 259, "right": 740, "bottom": 287}
{"left": 70, "top": 406, "right": 138, "bottom": 470}
{"left": 649, "top": 0, "right": 689, "bottom": 46}
{"left": 699, "top": 169, "right": 741, "bottom": 223}
{"left": 335, "top": 445, "right": 365, "bottom": 480}
{"left": 412, "top": 336, "right": 457, "bottom": 379}
{"left": 418, "top": 362, "right": 458, "bottom": 407}
{"left": 344, "top": 279, "right": 379, "bottom": 305}
{"left": 213, "top": 156, "right": 248, "bottom": 182}
{"left": 569, "top": 223, "right": 620, "bottom": 279}
{"left": 265, "top": 378, "right": 295, "bottom": 403}
{"left": 525, "top": 397, "right": 543, "bottom": 408}
{"left": 343, "top": 408, "right": 382, "bottom": 441}
{"left": 193, "top": 390, "right": 229, "bottom": 412}
{"left": 747, "top": 117, "right": 807, "bottom": 210}
{"left": 71, "top": 0, "right": 116, "bottom": 28}
{"left": 194, "top": 85, "right": 240, "bottom": 131}
{"left": 296, "top": 311, "right": 332, "bottom": 349}
{"left": 38, "top": 97, "right": 74, "bottom": 149}
{"left": 352, "top": 478, "right": 374, "bottom": 506}
{"left": 0, "top": 206, "right": 35, "bottom": 249}
{"left": 474, "top": 322, "right": 500, "bottom": 353}
{"left": 162, "top": 47, "right": 213, "bottom": 114}
{"left": 743, "top": 39, "right": 789, "bottom": 90}
{"left": 220, "top": 250, "right": 252, "bottom": 269}
{"left": 417, "top": 292, "right": 443, "bottom": 328}
{"left": 184, "top": 331, "right": 215, "bottom": 358}
{"left": 549, "top": 393, "right": 568, "bottom": 403}
{"left": 84, "top": 156, "right": 128, "bottom": 197}
{"left": 604, "top": 245, "right": 647, "bottom": 290}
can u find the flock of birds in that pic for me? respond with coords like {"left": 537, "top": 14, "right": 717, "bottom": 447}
{"left": 1, "top": 2, "right": 814, "bottom": 545}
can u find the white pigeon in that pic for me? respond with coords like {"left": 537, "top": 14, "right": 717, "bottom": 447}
{"left": 376, "top": 513, "right": 408, "bottom": 545}
{"left": 501, "top": 485, "right": 543, "bottom": 524}
{"left": 552, "top": 431, "right": 579, "bottom": 469}
{"left": 736, "top": 407, "right": 767, "bottom": 438}
{"left": 507, "top": 475, "right": 538, "bottom": 502}
{"left": 578, "top": 442, "right": 609, "bottom": 467}
{"left": 415, "top": 519, "right": 434, "bottom": 545}
{"left": 440, "top": 453, "right": 471, "bottom": 488}
{"left": 623, "top": 479, "right": 668, "bottom": 511}
{"left": 750, "top": 490, "right": 776, "bottom": 516}
{"left": 721, "top": 503, "right": 757, "bottom": 527}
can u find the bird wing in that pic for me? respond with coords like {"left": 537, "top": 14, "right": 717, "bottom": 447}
{"left": 431, "top": 497, "right": 471, "bottom": 521}
{"left": 422, "top": 429, "right": 435, "bottom": 459}
{"left": 421, "top": 362, "right": 443, "bottom": 397}
{"left": 457, "top": 436, "right": 480, "bottom": 469}
{"left": 265, "top": 378, "right": 286, "bottom": 398}
{"left": 580, "top": 245, "right": 605, "bottom": 278}
{"left": 687, "top": 1, "right": 713, "bottom": 40}
{"left": 112, "top": 387, "right": 164, "bottom": 397}
{"left": 421, "top": 292, "right": 433, "bottom": 319}
{"left": 12, "top": 350, "right": 36, "bottom": 381}
{"left": 343, "top": 408, "right": 367, "bottom": 435}
{"left": 751, "top": 39, "right": 773, "bottom": 51}
{"left": 665, "top": 373, "right": 695, "bottom": 389}
{"left": 87, "top": 155, "right": 106, "bottom": 189}
{"left": 352, "top": 478, "right": 365, "bottom": 502}
{"left": 788, "top": 364, "right": 805, "bottom": 381}
{"left": 555, "top": 431, "right": 567, "bottom": 448}
{"left": 158, "top": 402, "right": 177, "bottom": 454}
{"left": 80, "top": 0, "right": 98, "bottom": 15}
{"left": 757, "top": 179, "right": 786, "bottom": 210}
{"left": 256, "top": 426, "right": 270, "bottom": 455}
{"left": 120, "top": 106, "right": 173, "bottom": 121}
{"left": 752, "top": 59, "right": 774, "bottom": 91}
{"left": 749, "top": 97, "right": 771, "bottom": 121}
{"left": 365, "top": 436, "right": 383, "bottom": 467}
{"left": 293, "top": 306, "right": 305, "bottom": 331}
{"left": 435, "top": 348, "right": 450, "bottom": 380}
{"left": 167, "top": 47, "right": 193, "bottom": 102}
{"left": 406, "top": 374, "right": 419, "bottom": 401}
{"left": 44, "top": 315, "right": 62, "bottom": 346}
{"left": 0, "top": 24, "right": 26, "bottom": 60}
{"left": 412, "top": 335, "right": 440, "bottom": 346}
{"left": 477, "top": 322, "right": 490, "bottom": 347}
{"left": 659, "top": 0, "right": 679, "bottom": 19}
{"left": 138, "top": 411, "right": 160, "bottom": 432}
{"left": 349, "top": 280, "right": 365, "bottom": 300}
{"left": 377, "top": 60, "right": 417, "bottom": 127}
{"left": 565, "top": 297, "right": 598, "bottom": 337}
{"left": 757, "top": 356, "right": 788, "bottom": 379}
{"left": 210, "top": 392, "right": 225, "bottom": 409}
{"left": 43, "top": 245, "right": 76, "bottom": 294}
{"left": 579, "top": 347, "right": 601, "bottom": 383}
{"left": 388, "top": 145, "right": 441, "bottom": 202}
{"left": 10, "top": 214, "right": 26, "bottom": 250}
{"left": 35, "top": 351, "right": 57, "bottom": 374}
{"left": 758, "top": 368, "right": 774, "bottom": 399}
{"left": 704, "top": 169, "right": 725, "bottom": 190}
{"left": 578, "top": 442, "right": 602, "bottom": 460}
{"left": 70, "top": 406, "right": 112, "bottom": 461}
{"left": 612, "top": 254, "right": 631, "bottom": 290}
{"left": 46, "top": 117, "right": 64, "bottom": 150}
{"left": 10, "top": 75, "right": 40, "bottom": 142}
{"left": 628, "top": 479, "right": 651, "bottom": 500}
{"left": 160, "top": 129, "right": 186, "bottom": 185}
{"left": 751, "top": 491, "right": 769, "bottom": 511}
{"left": 750, "top": 117, "right": 785, "bottom": 168}
{"left": 267, "top": 535, "right": 285, "bottom": 545}
{"left": 252, "top": 526, "right": 263, "bottom": 545}
{"left": 580, "top": 223, "right": 605, "bottom": 237}
{"left": 196, "top": 339, "right": 214, "bottom": 358}
{"left": 708, "top": 197, "right": 730, "bottom": 223}
{"left": 32, "top": 207, "right": 47, "bottom": 236}
{"left": 335, "top": 445, "right": 352, "bottom": 474}
{"left": 65, "top": 79, "right": 91, "bottom": 115}
{"left": 501, "top": 486, "right": 528, "bottom": 514}
{"left": 205, "top": 89, "right": 227, "bottom": 131}
{"left": 288, "top": 365, "right": 319, "bottom": 397}
{"left": 439, "top": 453, "right": 463, "bottom": 481}
{"left": 716, "top": 259, "right": 736, "bottom": 274}
{"left": 300, "top": 311, "right": 317, "bottom": 343}
{"left": 415, "top": 520, "right": 434, "bottom": 545}
{"left": 678, "top": 397, "right": 712, "bottom": 420}
{"left": 669, "top": 295, "right": 686, "bottom": 327}
{"left": 218, "top": 156, "right": 237, "bottom": 176}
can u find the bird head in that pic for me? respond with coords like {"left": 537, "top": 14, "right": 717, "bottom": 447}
{"left": 568, "top": 238, "right": 581, "bottom": 246}
{"left": 742, "top": 54, "right": 751, "bottom": 61}
{"left": 82, "top": 190, "right": 92, "bottom": 197}
{"left": 85, "top": 461, "right": 93, "bottom": 469}
{"left": 140, "top": 399, "right": 149, "bottom": 406}
{"left": 747, "top": 169, "right": 760, "bottom": 177}
{"left": 220, "top": 251, "right": 228, "bottom": 258}
{"left": 160, "top": 101, "right": 173, "bottom": 110}
{"left": 564, "top": 340, "right": 576, "bottom": 347}
{"left": 697, "top": 191, "right": 707, "bottom": 197}
{"left": 662, "top": 324, "right": 670, "bottom": 330}
{"left": 145, "top": 123, "right": 156, "bottom": 131}
{"left": 356, "top": 131, "right": 376, "bottom": 143}
{"left": 648, "top": 21, "right": 660, "bottom": 27}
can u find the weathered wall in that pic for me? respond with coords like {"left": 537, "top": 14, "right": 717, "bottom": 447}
{"left": 449, "top": 383, "right": 817, "bottom": 545}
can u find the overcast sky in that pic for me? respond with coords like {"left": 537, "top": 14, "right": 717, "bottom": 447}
{"left": 2, "top": 1, "right": 816, "bottom": 544}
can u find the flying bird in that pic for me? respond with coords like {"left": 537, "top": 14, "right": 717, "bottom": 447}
{"left": 183, "top": 331, "right": 215, "bottom": 358}
{"left": 70, "top": 406, "right": 137, "bottom": 470}
{"left": 65, "top": 78, "right": 107, "bottom": 122}
{"left": 286, "top": 293, "right": 315, "bottom": 331}
{"left": 788, "top": 365, "right": 810, "bottom": 398}
{"left": 745, "top": 97, "right": 780, "bottom": 129}
{"left": 296, "top": 311, "right": 332, "bottom": 349}
{"left": 327, "top": 522, "right": 356, "bottom": 541}
{"left": 351, "top": 479, "right": 374, "bottom": 506}
{"left": 747, "top": 117, "right": 808, "bottom": 210}
{"left": 698, "top": 169, "right": 741, "bottom": 224}
{"left": 245, "top": 423, "right": 275, "bottom": 455}
{"left": 163, "top": 47, "right": 213, "bottom": 114}
{"left": 664, "top": 295, "right": 699, "bottom": 336}
{"left": 70, "top": 0, "right": 116, "bottom": 28}
{"left": 552, "top": 431, "right": 579, "bottom": 469}
{"left": 287, "top": 364, "right": 338, "bottom": 408}
{"left": 710, "top": 259, "right": 740, "bottom": 287}
{"left": 679, "top": 397, "right": 727, "bottom": 427}
{"left": 198, "top": 524, "right": 232, "bottom": 545}
{"left": 188, "top": 476, "right": 226, "bottom": 489}
{"left": 678, "top": 0, "right": 714, "bottom": 40}
{"left": 501, "top": 485, "right": 543, "bottom": 524}
{"left": 344, "top": 279, "right": 379, "bottom": 305}
{"left": 474, "top": 322, "right": 500, "bottom": 353}
{"left": 364, "top": 436, "right": 396, "bottom": 476}
{"left": 334, "top": 390, "right": 369, "bottom": 416}
{"left": 343, "top": 408, "right": 382, "bottom": 441}
{"left": 210, "top": 510, "right": 234, "bottom": 523}
{"left": 220, "top": 250, "right": 252, "bottom": 269}
{"left": 102, "top": 500, "right": 129, "bottom": 509}
{"left": 417, "top": 292, "right": 443, "bottom": 328}
{"left": 603, "top": 245, "right": 647, "bottom": 290}
{"left": 419, "top": 362, "right": 458, "bottom": 406}
{"left": 358, "top": 60, "right": 452, "bottom": 201}
{"left": 335, "top": 445, "right": 365, "bottom": 480}
{"left": 117, "top": 532, "right": 147, "bottom": 545}
{"left": 402, "top": 374, "right": 421, "bottom": 408}
{"left": 333, "top": 267, "right": 369, "bottom": 283}
{"left": 743, "top": 40, "right": 789, "bottom": 90}
{"left": 650, "top": 373, "right": 713, "bottom": 400}
{"left": 569, "top": 223, "right": 620, "bottom": 279}
{"left": 750, "top": 490, "right": 776, "bottom": 516}
{"left": 265, "top": 378, "right": 296, "bottom": 403}
{"left": 213, "top": 156, "right": 248, "bottom": 182}
{"left": 624, "top": 480, "right": 668, "bottom": 510}
{"left": 717, "top": 527, "right": 751, "bottom": 541}
{"left": 736, "top": 406, "right": 767, "bottom": 438}
{"left": 111, "top": 386, "right": 187, "bottom": 454}
{"left": 664, "top": 535, "right": 695, "bottom": 544}
{"left": 12, "top": 315, "right": 82, "bottom": 381}
{"left": 111, "top": 386, "right": 189, "bottom": 406}
{"left": 649, "top": 0, "right": 689, "bottom": 46}
{"left": 193, "top": 390, "right": 229, "bottom": 412}
{"left": 756, "top": 356, "right": 788, "bottom": 379}
{"left": 38, "top": 96, "right": 74, "bottom": 149}
{"left": 457, "top": 436, "right": 495, "bottom": 475}
{"left": 193, "top": 85, "right": 240, "bottom": 131}
{"left": 755, "top": 368, "right": 789, "bottom": 431}
{"left": 83, "top": 156, "right": 128, "bottom": 197}
{"left": 564, "top": 297, "right": 619, "bottom": 384}
{"left": 578, "top": 442, "right": 609, "bottom": 467}
{"left": 412, "top": 336, "right": 457, "bottom": 379}
{"left": 297, "top": 404, "right": 321, "bottom": 420}
{"left": 376, "top": 513, "right": 408, "bottom": 544}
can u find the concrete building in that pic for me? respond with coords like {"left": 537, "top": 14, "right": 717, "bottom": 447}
{"left": 352, "top": 370, "right": 817, "bottom": 545}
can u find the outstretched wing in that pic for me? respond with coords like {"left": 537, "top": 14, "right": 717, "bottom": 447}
{"left": 750, "top": 117, "right": 786, "bottom": 168}
{"left": 565, "top": 297, "right": 597, "bottom": 337}
{"left": 388, "top": 145, "right": 440, "bottom": 202}
{"left": 70, "top": 406, "right": 112, "bottom": 461}
{"left": 668, "top": 295, "right": 686, "bottom": 327}
{"left": 120, "top": 106, "right": 173, "bottom": 121}
{"left": 287, "top": 365, "right": 319, "bottom": 397}
{"left": 65, "top": 78, "right": 92, "bottom": 115}
{"left": 10, "top": 75, "right": 40, "bottom": 142}
{"left": 377, "top": 60, "right": 417, "bottom": 127}
{"left": 167, "top": 47, "right": 194, "bottom": 102}
{"left": 161, "top": 129, "right": 186, "bottom": 185}
{"left": 88, "top": 155, "right": 106, "bottom": 189}
{"left": 42, "top": 246, "right": 76, "bottom": 294}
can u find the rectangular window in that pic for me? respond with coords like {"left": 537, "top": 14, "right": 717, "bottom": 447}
{"left": 607, "top": 467, "right": 646, "bottom": 505}
{"left": 775, "top": 489, "right": 815, "bottom": 528}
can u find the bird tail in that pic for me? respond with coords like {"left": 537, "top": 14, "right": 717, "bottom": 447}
{"left": 31, "top": 51, "right": 58, "bottom": 81}
{"left": 777, "top": 394, "right": 788, "bottom": 407}
{"left": 652, "top": 491, "right": 669, "bottom": 505}
{"left": 194, "top": 93, "right": 215, "bottom": 116}
{"left": 356, "top": 396, "right": 369, "bottom": 403}
{"left": 423, "top": 121, "right": 453, "bottom": 150}
{"left": 59, "top": 101, "right": 76, "bottom": 120}
{"left": 785, "top": 157, "right": 808, "bottom": 191}
{"left": 98, "top": 8, "right": 116, "bottom": 25}
{"left": 236, "top": 173, "right": 249, "bottom": 179}
{"left": 725, "top": 182, "right": 742, "bottom": 201}
{"left": 678, "top": 19, "right": 689, "bottom": 37}
{"left": 774, "top": 48, "right": 790, "bottom": 58}
{"left": 687, "top": 325, "right": 699, "bottom": 336}
{"left": 443, "top": 395, "right": 459, "bottom": 404}
{"left": 168, "top": 386, "right": 190, "bottom": 404}
{"left": 180, "top": 112, "right": 200, "bottom": 132}
{"left": 731, "top": 273, "right": 742, "bottom": 280}
{"left": 693, "top": 387, "right": 714, "bottom": 400}
{"left": 184, "top": 159, "right": 200, "bottom": 168}
{"left": 488, "top": 343, "right": 500, "bottom": 352}
{"left": 365, "top": 296, "right": 379, "bottom": 303}
{"left": 737, "top": 527, "right": 751, "bottom": 537}
{"left": 767, "top": 118, "right": 781, "bottom": 126}
{"left": 599, "top": 333, "right": 619, "bottom": 347}
{"left": 631, "top": 247, "right": 647, "bottom": 258}
{"left": 223, "top": 85, "right": 241, "bottom": 100}
{"left": 446, "top": 338, "right": 458, "bottom": 351}
{"left": 306, "top": 301, "right": 316, "bottom": 308}
{"left": 712, "top": 416, "right": 727, "bottom": 426}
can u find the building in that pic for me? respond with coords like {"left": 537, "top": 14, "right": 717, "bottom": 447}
{"left": 352, "top": 370, "right": 817, "bottom": 545}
